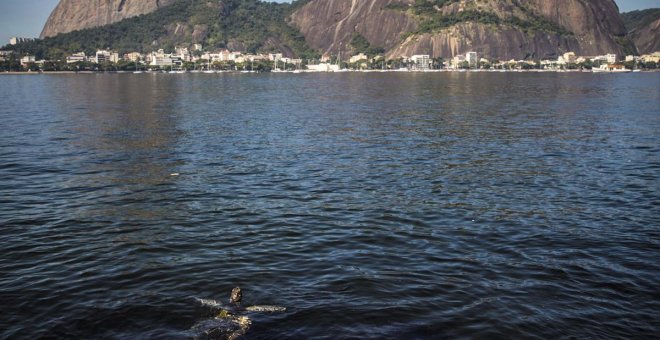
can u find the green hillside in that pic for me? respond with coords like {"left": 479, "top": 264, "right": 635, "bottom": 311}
{"left": 621, "top": 8, "right": 660, "bottom": 32}
{"left": 4, "top": 0, "right": 318, "bottom": 60}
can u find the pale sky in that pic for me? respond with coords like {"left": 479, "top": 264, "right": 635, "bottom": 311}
{"left": 0, "top": 0, "right": 658, "bottom": 46}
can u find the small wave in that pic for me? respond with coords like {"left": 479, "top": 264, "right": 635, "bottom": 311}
{"left": 245, "top": 305, "right": 287, "bottom": 313}
{"left": 195, "top": 297, "right": 222, "bottom": 308}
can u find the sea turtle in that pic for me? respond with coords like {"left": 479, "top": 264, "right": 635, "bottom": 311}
{"left": 192, "top": 287, "right": 287, "bottom": 340}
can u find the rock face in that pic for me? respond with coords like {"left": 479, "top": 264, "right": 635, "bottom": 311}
{"left": 289, "top": 0, "right": 417, "bottom": 56}
{"left": 41, "top": 0, "right": 176, "bottom": 38}
{"left": 630, "top": 18, "right": 660, "bottom": 54}
{"left": 290, "top": 0, "right": 632, "bottom": 59}
{"left": 388, "top": 22, "right": 582, "bottom": 60}
{"left": 622, "top": 9, "right": 660, "bottom": 54}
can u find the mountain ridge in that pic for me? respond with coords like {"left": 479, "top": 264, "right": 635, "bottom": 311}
{"left": 621, "top": 9, "right": 660, "bottom": 54}
{"left": 18, "top": 0, "right": 660, "bottom": 60}
{"left": 291, "top": 0, "right": 633, "bottom": 60}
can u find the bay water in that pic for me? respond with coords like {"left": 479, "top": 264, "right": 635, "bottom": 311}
{"left": 1, "top": 72, "right": 658, "bottom": 338}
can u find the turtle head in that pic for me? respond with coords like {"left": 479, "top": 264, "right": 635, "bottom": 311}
{"left": 230, "top": 287, "right": 242, "bottom": 304}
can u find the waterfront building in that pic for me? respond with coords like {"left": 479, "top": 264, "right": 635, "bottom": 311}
{"left": 562, "top": 52, "right": 577, "bottom": 63}
{"left": 20, "top": 55, "right": 35, "bottom": 66}
{"left": 540, "top": 59, "right": 560, "bottom": 70}
{"left": 248, "top": 54, "right": 268, "bottom": 62}
{"left": 95, "top": 50, "right": 119, "bottom": 63}
{"left": 466, "top": 52, "right": 478, "bottom": 68}
{"left": 640, "top": 52, "right": 660, "bottom": 63}
{"left": 174, "top": 47, "right": 192, "bottom": 61}
{"left": 587, "top": 55, "right": 608, "bottom": 65}
{"left": 349, "top": 53, "right": 368, "bottom": 63}
{"left": 450, "top": 55, "right": 466, "bottom": 69}
{"left": 66, "top": 52, "right": 87, "bottom": 64}
{"left": 205, "top": 50, "right": 241, "bottom": 62}
{"left": 411, "top": 55, "right": 431, "bottom": 70}
{"left": 307, "top": 63, "right": 340, "bottom": 72}
{"left": 150, "top": 49, "right": 174, "bottom": 67}
{"left": 269, "top": 53, "right": 283, "bottom": 62}
{"left": 124, "top": 52, "right": 143, "bottom": 62}
{"left": 606, "top": 53, "right": 618, "bottom": 64}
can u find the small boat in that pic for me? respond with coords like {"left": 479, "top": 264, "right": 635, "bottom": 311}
{"left": 592, "top": 64, "right": 631, "bottom": 73}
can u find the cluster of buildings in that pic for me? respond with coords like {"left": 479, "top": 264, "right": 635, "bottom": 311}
{"left": 4, "top": 34, "right": 659, "bottom": 72}
{"left": 440, "top": 51, "right": 660, "bottom": 70}
{"left": 56, "top": 46, "right": 304, "bottom": 69}
{"left": 9, "top": 37, "right": 34, "bottom": 45}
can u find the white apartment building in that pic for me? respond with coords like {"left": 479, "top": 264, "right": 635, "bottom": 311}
{"left": 451, "top": 55, "right": 466, "bottom": 69}
{"left": 307, "top": 63, "right": 340, "bottom": 72}
{"left": 606, "top": 53, "right": 618, "bottom": 63}
{"left": 411, "top": 55, "right": 431, "bottom": 70}
{"left": 150, "top": 50, "right": 174, "bottom": 66}
{"left": 466, "top": 52, "right": 478, "bottom": 67}
{"left": 66, "top": 52, "right": 87, "bottom": 64}
{"left": 20, "top": 55, "right": 35, "bottom": 66}
{"left": 95, "top": 50, "right": 119, "bottom": 63}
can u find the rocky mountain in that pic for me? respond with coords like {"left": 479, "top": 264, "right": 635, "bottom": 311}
{"left": 621, "top": 9, "right": 660, "bottom": 54}
{"left": 289, "top": 0, "right": 418, "bottom": 55}
{"left": 34, "top": 0, "right": 651, "bottom": 60}
{"left": 290, "top": 0, "right": 633, "bottom": 60}
{"left": 41, "top": 0, "right": 176, "bottom": 38}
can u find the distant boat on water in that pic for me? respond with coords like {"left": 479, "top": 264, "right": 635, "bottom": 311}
{"left": 592, "top": 64, "right": 631, "bottom": 73}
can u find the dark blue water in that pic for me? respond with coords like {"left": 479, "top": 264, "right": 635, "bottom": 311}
{"left": 1, "top": 73, "right": 658, "bottom": 339}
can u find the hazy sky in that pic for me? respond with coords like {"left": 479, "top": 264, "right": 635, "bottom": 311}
{"left": 1, "top": 0, "right": 658, "bottom": 45}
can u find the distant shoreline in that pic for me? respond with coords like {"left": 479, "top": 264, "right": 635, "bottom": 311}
{"left": 2, "top": 69, "right": 659, "bottom": 75}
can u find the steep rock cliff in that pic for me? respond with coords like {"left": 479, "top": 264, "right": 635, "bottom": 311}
{"left": 388, "top": 22, "right": 581, "bottom": 61}
{"left": 289, "top": 0, "right": 418, "bottom": 55}
{"left": 41, "top": 0, "right": 176, "bottom": 38}
{"left": 291, "top": 0, "right": 632, "bottom": 59}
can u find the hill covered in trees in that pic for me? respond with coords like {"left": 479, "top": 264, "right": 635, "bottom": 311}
{"left": 5, "top": 0, "right": 317, "bottom": 60}
{"left": 621, "top": 9, "right": 660, "bottom": 54}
